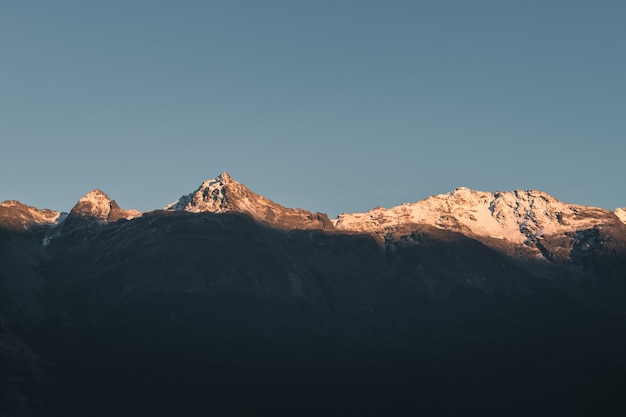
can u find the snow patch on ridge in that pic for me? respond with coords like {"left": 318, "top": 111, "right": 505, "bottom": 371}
{"left": 615, "top": 208, "right": 626, "bottom": 224}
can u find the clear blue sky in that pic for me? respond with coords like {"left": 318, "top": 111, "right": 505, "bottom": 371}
{"left": 2, "top": 1, "right": 624, "bottom": 217}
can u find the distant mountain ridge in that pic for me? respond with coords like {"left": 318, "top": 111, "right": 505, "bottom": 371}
{"left": 1, "top": 172, "right": 624, "bottom": 244}
{"left": 0, "top": 200, "right": 62, "bottom": 229}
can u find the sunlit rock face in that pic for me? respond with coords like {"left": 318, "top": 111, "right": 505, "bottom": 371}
{"left": 334, "top": 187, "right": 620, "bottom": 259}
{"left": 0, "top": 200, "right": 61, "bottom": 230}
{"left": 616, "top": 207, "right": 626, "bottom": 224}
{"left": 335, "top": 187, "right": 613, "bottom": 241}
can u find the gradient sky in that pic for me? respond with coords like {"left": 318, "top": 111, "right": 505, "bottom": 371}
{"left": 2, "top": 1, "right": 624, "bottom": 218}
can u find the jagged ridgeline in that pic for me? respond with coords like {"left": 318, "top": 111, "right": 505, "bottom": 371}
{"left": 1, "top": 173, "right": 626, "bottom": 416}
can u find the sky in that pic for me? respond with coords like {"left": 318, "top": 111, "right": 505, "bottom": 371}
{"left": 1, "top": 1, "right": 625, "bottom": 218}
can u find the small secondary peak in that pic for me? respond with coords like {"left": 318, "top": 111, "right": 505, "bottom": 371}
{"left": 218, "top": 171, "right": 233, "bottom": 183}
{"left": 451, "top": 186, "right": 472, "bottom": 193}
{"left": 1, "top": 200, "right": 22, "bottom": 207}
{"left": 69, "top": 189, "right": 140, "bottom": 223}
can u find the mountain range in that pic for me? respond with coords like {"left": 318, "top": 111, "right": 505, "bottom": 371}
{"left": 2, "top": 173, "right": 626, "bottom": 416}
{"left": 6, "top": 171, "right": 626, "bottom": 250}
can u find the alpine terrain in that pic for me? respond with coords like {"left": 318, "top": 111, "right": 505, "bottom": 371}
{"left": 1, "top": 172, "right": 626, "bottom": 416}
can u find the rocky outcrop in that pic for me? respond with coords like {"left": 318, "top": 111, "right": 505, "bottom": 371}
{"left": 66, "top": 189, "right": 141, "bottom": 223}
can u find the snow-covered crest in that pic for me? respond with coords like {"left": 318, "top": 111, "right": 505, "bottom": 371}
{"left": 615, "top": 208, "right": 626, "bottom": 225}
{"left": 334, "top": 187, "right": 614, "bottom": 244}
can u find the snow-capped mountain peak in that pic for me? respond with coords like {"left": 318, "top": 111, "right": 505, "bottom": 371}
{"left": 165, "top": 173, "right": 333, "bottom": 230}
{"left": 615, "top": 208, "right": 626, "bottom": 224}
{"left": 76, "top": 189, "right": 114, "bottom": 219}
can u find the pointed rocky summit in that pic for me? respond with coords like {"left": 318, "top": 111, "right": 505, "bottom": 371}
{"left": 166, "top": 172, "right": 334, "bottom": 230}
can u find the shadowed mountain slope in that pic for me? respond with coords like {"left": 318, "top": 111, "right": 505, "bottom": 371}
{"left": 1, "top": 176, "right": 626, "bottom": 416}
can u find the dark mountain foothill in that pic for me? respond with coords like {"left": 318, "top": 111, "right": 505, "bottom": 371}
{"left": 1, "top": 176, "right": 626, "bottom": 416}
